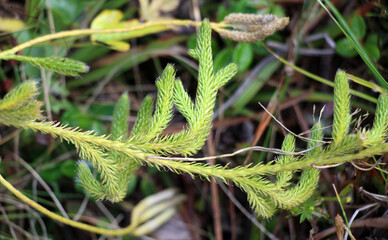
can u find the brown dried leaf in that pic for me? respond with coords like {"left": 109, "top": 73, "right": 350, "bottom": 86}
{"left": 335, "top": 214, "right": 344, "bottom": 240}
{"left": 219, "top": 13, "right": 289, "bottom": 43}
{"left": 139, "top": 0, "right": 179, "bottom": 21}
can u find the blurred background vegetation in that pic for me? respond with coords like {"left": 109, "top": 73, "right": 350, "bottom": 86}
{"left": 0, "top": 0, "right": 387, "bottom": 239}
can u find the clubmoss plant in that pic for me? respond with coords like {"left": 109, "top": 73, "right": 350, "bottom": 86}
{"left": 0, "top": 19, "right": 388, "bottom": 236}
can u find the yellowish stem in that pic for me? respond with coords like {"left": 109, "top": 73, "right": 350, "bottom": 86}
{"left": 0, "top": 174, "right": 136, "bottom": 236}
{"left": 0, "top": 20, "right": 229, "bottom": 55}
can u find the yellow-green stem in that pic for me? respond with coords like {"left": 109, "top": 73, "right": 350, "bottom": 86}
{"left": 148, "top": 142, "right": 386, "bottom": 179}
{"left": 262, "top": 44, "right": 377, "bottom": 103}
{"left": 0, "top": 20, "right": 229, "bottom": 55}
{"left": 0, "top": 174, "right": 136, "bottom": 236}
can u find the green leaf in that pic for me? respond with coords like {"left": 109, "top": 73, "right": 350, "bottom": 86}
{"left": 60, "top": 160, "right": 77, "bottom": 179}
{"left": 50, "top": 0, "right": 90, "bottom": 28}
{"left": 335, "top": 38, "right": 357, "bottom": 57}
{"left": 140, "top": 178, "right": 157, "bottom": 197}
{"left": 187, "top": 35, "right": 197, "bottom": 50}
{"left": 126, "top": 175, "right": 138, "bottom": 196}
{"left": 271, "top": 5, "right": 286, "bottom": 17}
{"left": 364, "top": 34, "right": 380, "bottom": 61}
{"left": 232, "top": 43, "right": 253, "bottom": 72}
{"left": 216, "top": 5, "right": 229, "bottom": 22}
{"left": 319, "top": 0, "right": 388, "bottom": 88}
{"left": 70, "top": 46, "right": 111, "bottom": 63}
{"left": 61, "top": 106, "right": 105, "bottom": 134}
{"left": 332, "top": 70, "right": 351, "bottom": 144}
{"left": 68, "top": 36, "right": 187, "bottom": 88}
{"left": 103, "top": 0, "right": 128, "bottom": 9}
{"left": 214, "top": 48, "right": 233, "bottom": 71}
{"left": 350, "top": 16, "right": 366, "bottom": 39}
{"left": 40, "top": 163, "right": 63, "bottom": 183}
{"left": 232, "top": 59, "right": 280, "bottom": 112}
{"left": 290, "top": 198, "right": 318, "bottom": 223}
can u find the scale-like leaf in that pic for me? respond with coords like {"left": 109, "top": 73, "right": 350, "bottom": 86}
{"left": 0, "top": 55, "right": 89, "bottom": 77}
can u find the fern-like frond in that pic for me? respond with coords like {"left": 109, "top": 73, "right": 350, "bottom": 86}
{"left": 147, "top": 20, "right": 238, "bottom": 156}
{"left": 0, "top": 54, "right": 89, "bottom": 77}
{"left": 332, "top": 70, "right": 351, "bottom": 144}
{"left": 143, "top": 65, "right": 175, "bottom": 139}
{"left": 0, "top": 81, "right": 42, "bottom": 123}
{"left": 307, "top": 122, "right": 324, "bottom": 157}
{"left": 275, "top": 135, "right": 295, "bottom": 188}
{"left": 0, "top": 81, "right": 39, "bottom": 111}
{"left": 77, "top": 161, "right": 105, "bottom": 199}
{"left": 111, "top": 93, "right": 130, "bottom": 141}
{"left": 131, "top": 96, "right": 154, "bottom": 137}
{"left": 275, "top": 123, "right": 323, "bottom": 210}
{"left": 111, "top": 93, "right": 140, "bottom": 198}
{"left": 126, "top": 20, "right": 238, "bottom": 157}
{"left": 172, "top": 79, "right": 195, "bottom": 123}
{"left": 363, "top": 92, "right": 388, "bottom": 146}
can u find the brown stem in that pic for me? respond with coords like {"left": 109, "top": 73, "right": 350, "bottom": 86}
{"left": 207, "top": 133, "right": 223, "bottom": 240}
{"left": 314, "top": 217, "right": 388, "bottom": 239}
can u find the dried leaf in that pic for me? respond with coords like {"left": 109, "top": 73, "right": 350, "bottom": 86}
{"left": 140, "top": 0, "right": 179, "bottom": 21}
{"left": 219, "top": 13, "right": 289, "bottom": 43}
{"left": 90, "top": 10, "right": 139, "bottom": 51}
{"left": 0, "top": 17, "right": 25, "bottom": 32}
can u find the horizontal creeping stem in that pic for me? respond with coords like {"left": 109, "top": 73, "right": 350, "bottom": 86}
{"left": 11, "top": 120, "right": 385, "bottom": 181}
{"left": 146, "top": 142, "right": 386, "bottom": 179}
{"left": 0, "top": 20, "right": 230, "bottom": 55}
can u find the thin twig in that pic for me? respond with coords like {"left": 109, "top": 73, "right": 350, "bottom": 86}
{"left": 0, "top": 196, "right": 48, "bottom": 239}
{"left": 207, "top": 133, "right": 223, "bottom": 240}
{"left": 72, "top": 195, "right": 90, "bottom": 222}
{"left": 213, "top": 54, "right": 276, "bottom": 119}
{"left": 359, "top": 187, "right": 388, "bottom": 203}
{"left": 14, "top": 154, "right": 70, "bottom": 219}
{"left": 228, "top": 183, "right": 237, "bottom": 240}
{"left": 258, "top": 102, "right": 328, "bottom": 143}
{"left": 0, "top": 129, "right": 22, "bottom": 146}
{"left": 192, "top": 0, "right": 201, "bottom": 23}
{"left": 35, "top": 150, "right": 77, "bottom": 172}
{"left": 41, "top": 69, "right": 53, "bottom": 121}
{"left": 244, "top": 96, "right": 279, "bottom": 165}
{"left": 147, "top": 144, "right": 322, "bottom": 162}
{"left": 350, "top": 160, "right": 381, "bottom": 171}
{"left": 217, "top": 180, "right": 279, "bottom": 240}
{"left": 304, "top": 33, "right": 336, "bottom": 48}
{"left": 312, "top": 163, "right": 345, "bottom": 169}
{"left": 266, "top": 41, "right": 335, "bottom": 56}
{"left": 342, "top": 224, "right": 356, "bottom": 240}
{"left": 314, "top": 217, "right": 388, "bottom": 239}
{"left": 344, "top": 203, "right": 380, "bottom": 240}
{"left": 0, "top": 217, "right": 36, "bottom": 239}
{"left": 0, "top": 202, "right": 18, "bottom": 239}
{"left": 84, "top": 59, "right": 124, "bottom": 110}
{"left": 96, "top": 201, "right": 120, "bottom": 228}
